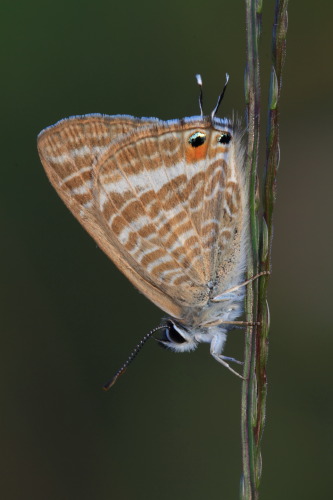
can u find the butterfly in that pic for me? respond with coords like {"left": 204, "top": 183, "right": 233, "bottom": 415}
{"left": 37, "top": 75, "right": 264, "bottom": 388}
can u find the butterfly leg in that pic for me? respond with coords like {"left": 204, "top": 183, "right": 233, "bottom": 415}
{"left": 211, "top": 353, "right": 245, "bottom": 380}
{"left": 210, "top": 335, "right": 245, "bottom": 380}
{"left": 220, "top": 355, "right": 244, "bottom": 365}
{"left": 212, "top": 271, "right": 270, "bottom": 302}
{"left": 203, "top": 318, "right": 260, "bottom": 327}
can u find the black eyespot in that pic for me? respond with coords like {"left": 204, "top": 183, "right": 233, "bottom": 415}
{"left": 218, "top": 132, "right": 232, "bottom": 145}
{"left": 188, "top": 131, "right": 206, "bottom": 148}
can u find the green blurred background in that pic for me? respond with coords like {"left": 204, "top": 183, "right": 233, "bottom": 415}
{"left": 1, "top": 1, "right": 332, "bottom": 498}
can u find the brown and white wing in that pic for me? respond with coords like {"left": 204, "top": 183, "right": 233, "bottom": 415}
{"left": 38, "top": 114, "right": 186, "bottom": 318}
{"left": 38, "top": 113, "right": 158, "bottom": 209}
{"left": 199, "top": 122, "right": 248, "bottom": 298}
{"left": 92, "top": 118, "right": 247, "bottom": 314}
{"left": 38, "top": 115, "right": 246, "bottom": 319}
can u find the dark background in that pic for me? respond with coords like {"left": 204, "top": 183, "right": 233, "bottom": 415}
{"left": 1, "top": 1, "right": 332, "bottom": 499}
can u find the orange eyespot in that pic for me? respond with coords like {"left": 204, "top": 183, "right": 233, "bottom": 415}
{"left": 186, "top": 131, "right": 208, "bottom": 163}
{"left": 188, "top": 131, "right": 206, "bottom": 148}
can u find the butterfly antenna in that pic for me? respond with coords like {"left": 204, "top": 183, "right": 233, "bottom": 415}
{"left": 103, "top": 325, "right": 166, "bottom": 390}
{"left": 211, "top": 73, "right": 230, "bottom": 121}
{"left": 195, "top": 74, "right": 204, "bottom": 118}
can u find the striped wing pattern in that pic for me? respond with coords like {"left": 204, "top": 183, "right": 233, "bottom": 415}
{"left": 38, "top": 114, "right": 245, "bottom": 319}
{"left": 37, "top": 114, "right": 158, "bottom": 211}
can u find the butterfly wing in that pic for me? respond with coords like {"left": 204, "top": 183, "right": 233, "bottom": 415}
{"left": 38, "top": 114, "right": 159, "bottom": 210}
{"left": 38, "top": 115, "right": 247, "bottom": 320}
{"left": 38, "top": 114, "right": 187, "bottom": 318}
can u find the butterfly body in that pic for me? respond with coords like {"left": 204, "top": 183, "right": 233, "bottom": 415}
{"left": 38, "top": 112, "right": 249, "bottom": 371}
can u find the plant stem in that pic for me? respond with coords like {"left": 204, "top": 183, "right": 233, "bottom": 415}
{"left": 240, "top": 1, "right": 288, "bottom": 499}
{"left": 241, "top": 0, "right": 262, "bottom": 497}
